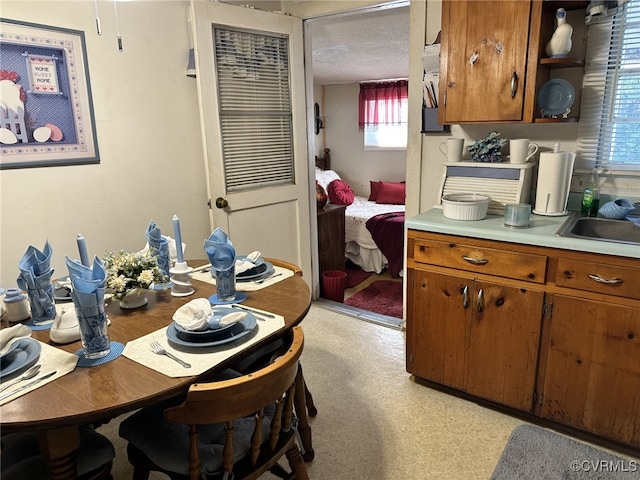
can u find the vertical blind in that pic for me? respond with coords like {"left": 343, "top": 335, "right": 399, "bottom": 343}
{"left": 576, "top": 0, "right": 640, "bottom": 171}
{"left": 214, "top": 26, "right": 294, "bottom": 192}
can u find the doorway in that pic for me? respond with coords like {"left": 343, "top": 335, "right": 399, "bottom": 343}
{"left": 304, "top": 2, "right": 409, "bottom": 328}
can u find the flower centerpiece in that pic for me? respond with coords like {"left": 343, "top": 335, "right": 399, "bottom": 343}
{"left": 104, "top": 250, "right": 167, "bottom": 308}
{"left": 469, "top": 131, "right": 507, "bottom": 163}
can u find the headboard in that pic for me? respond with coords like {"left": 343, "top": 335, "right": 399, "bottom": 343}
{"left": 315, "top": 148, "right": 331, "bottom": 170}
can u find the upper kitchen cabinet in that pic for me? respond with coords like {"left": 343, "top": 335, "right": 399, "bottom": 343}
{"left": 438, "top": 0, "right": 587, "bottom": 124}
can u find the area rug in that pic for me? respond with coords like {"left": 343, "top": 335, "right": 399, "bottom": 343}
{"left": 344, "top": 280, "right": 402, "bottom": 318}
{"left": 491, "top": 424, "right": 638, "bottom": 480}
{"left": 345, "top": 263, "right": 373, "bottom": 288}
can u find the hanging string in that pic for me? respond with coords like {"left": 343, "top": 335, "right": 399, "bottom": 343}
{"left": 113, "top": 0, "right": 123, "bottom": 52}
{"left": 94, "top": 0, "right": 102, "bottom": 35}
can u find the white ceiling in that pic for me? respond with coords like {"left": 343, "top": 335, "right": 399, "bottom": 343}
{"left": 309, "top": 5, "right": 410, "bottom": 86}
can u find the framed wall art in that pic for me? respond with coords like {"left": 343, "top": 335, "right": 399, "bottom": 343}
{"left": 0, "top": 18, "right": 99, "bottom": 169}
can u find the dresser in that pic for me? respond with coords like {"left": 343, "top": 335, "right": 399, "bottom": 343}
{"left": 316, "top": 204, "right": 346, "bottom": 279}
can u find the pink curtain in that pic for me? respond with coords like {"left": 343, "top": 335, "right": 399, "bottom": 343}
{"left": 358, "top": 80, "right": 409, "bottom": 131}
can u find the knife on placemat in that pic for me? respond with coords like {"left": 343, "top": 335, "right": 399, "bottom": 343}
{"left": 0, "top": 371, "right": 57, "bottom": 402}
{"left": 231, "top": 304, "right": 276, "bottom": 319}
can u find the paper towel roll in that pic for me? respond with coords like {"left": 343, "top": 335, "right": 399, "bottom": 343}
{"left": 534, "top": 151, "right": 574, "bottom": 215}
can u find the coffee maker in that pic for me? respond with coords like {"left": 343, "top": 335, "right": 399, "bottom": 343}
{"left": 533, "top": 143, "right": 576, "bottom": 216}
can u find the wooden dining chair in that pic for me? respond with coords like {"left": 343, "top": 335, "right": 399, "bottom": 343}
{"left": 119, "top": 326, "right": 308, "bottom": 480}
{"left": 263, "top": 258, "right": 317, "bottom": 462}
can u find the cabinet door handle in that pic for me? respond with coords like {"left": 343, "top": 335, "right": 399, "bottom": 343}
{"left": 462, "top": 285, "right": 469, "bottom": 309}
{"left": 477, "top": 288, "right": 484, "bottom": 313}
{"left": 462, "top": 256, "right": 488, "bottom": 265}
{"left": 510, "top": 72, "right": 518, "bottom": 98}
{"left": 588, "top": 273, "right": 623, "bottom": 285}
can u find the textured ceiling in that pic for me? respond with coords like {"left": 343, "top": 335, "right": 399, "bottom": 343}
{"left": 309, "top": 6, "right": 410, "bottom": 86}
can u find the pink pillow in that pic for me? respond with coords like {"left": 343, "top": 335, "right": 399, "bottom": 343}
{"left": 368, "top": 181, "right": 382, "bottom": 201}
{"left": 376, "top": 182, "right": 405, "bottom": 205}
{"left": 327, "top": 179, "right": 355, "bottom": 206}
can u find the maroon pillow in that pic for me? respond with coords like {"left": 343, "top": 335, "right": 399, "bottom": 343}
{"left": 327, "top": 179, "right": 355, "bottom": 206}
{"left": 368, "top": 181, "right": 382, "bottom": 201}
{"left": 376, "top": 181, "right": 406, "bottom": 205}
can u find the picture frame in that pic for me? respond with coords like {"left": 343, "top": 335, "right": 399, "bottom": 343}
{"left": 0, "top": 18, "right": 99, "bottom": 169}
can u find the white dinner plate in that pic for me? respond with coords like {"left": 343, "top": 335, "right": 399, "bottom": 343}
{"left": 0, "top": 338, "right": 41, "bottom": 380}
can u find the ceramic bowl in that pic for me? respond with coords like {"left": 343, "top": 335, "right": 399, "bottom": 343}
{"left": 442, "top": 193, "right": 491, "bottom": 220}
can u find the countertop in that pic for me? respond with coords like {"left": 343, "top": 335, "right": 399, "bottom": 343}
{"left": 406, "top": 208, "right": 640, "bottom": 259}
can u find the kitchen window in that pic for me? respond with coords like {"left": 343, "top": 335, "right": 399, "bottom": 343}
{"left": 577, "top": 0, "right": 640, "bottom": 172}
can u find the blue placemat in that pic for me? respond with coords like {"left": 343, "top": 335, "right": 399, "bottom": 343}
{"left": 23, "top": 319, "right": 54, "bottom": 330}
{"left": 208, "top": 291, "right": 247, "bottom": 305}
{"left": 75, "top": 342, "right": 124, "bottom": 367}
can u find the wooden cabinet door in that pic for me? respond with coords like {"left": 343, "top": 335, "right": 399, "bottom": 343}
{"left": 439, "top": 0, "right": 532, "bottom": 123}
{"left": 408, "top": 269, "right": 471, "bottom": 391}
{"left": 466, "top": 280, "right": 544, "bottom": 411}
{"left": 541, "top": 295, "right": 640, "bottom": 447}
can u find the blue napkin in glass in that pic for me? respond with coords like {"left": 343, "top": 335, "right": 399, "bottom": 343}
{"left": 17, "top": 241, "right": 56, "bottom": 323}
{"left": 145, "top": 221, "right": 170, "bottom": 278}
{"left": 203, "top": 228, "right": 236, "bottom": 271}
{"left": 65, "top": 256, "right": 109, "bottom": 356}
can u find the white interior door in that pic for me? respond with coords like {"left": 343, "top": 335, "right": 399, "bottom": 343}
{"left": 190, "top": 0, "right": 311, "bottom": 280}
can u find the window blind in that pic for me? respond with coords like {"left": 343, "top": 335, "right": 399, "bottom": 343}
{"left": 576, "top": 0, "right": 640, "bottom": 172}
{"left": 213, "top": 27, "right": 294, "bottom": 192}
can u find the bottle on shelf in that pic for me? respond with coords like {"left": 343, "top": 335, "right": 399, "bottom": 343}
{"left": 581, "top": 169, "right": 600, "bottom": 217}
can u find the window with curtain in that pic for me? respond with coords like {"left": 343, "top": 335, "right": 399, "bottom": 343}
{"left": 359, "top": 80, "right": 408, "bottom": 150}
{"left": 576, "top": 0, "right": 640, "bottom": 172}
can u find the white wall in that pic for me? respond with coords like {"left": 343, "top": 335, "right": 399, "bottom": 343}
{"left": 323, "top": 83, "right": 407, "bottom": 197}
{"left": 0, "top": 1, "right": 210, "bottom": 287}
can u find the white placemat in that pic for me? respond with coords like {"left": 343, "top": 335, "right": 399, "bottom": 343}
{"left": 191, "top": 266, "right": 293, "bottom": 291}
{"left": 122, "top": 313, "right": 285, "bottom": 378}
{"left": 0, "top": 340, "right": 79, "bottom": 405}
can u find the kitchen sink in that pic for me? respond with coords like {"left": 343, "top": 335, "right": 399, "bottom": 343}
{"left": 556, "top": 213, "right": 640, "bottom": 246}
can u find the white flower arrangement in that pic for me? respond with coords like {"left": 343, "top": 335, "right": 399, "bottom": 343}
{"left": 104, "top": 250, "right": 167, "bottom": 300}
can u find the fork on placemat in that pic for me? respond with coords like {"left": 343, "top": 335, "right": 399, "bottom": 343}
{"left": 150, "top": 341, "right": 191, "bottom": 368}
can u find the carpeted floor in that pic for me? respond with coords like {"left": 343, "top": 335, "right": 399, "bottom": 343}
{"left": 344, "top": 280, "right": 403, "bottom": 319}
{"left": 491, "top": 424, "right": 639, "bottom": 479}
{"left": 345, "top": 263, "right": 373, "bottom": 288}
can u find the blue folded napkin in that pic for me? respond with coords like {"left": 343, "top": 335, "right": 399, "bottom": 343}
{"left": 145, "top": 221, "right": 170, "bottom": 277}
{"left": 18, "top": 240, "right": 52, "bottom": 276}
{"left": 65, "top": 256, "right": 106, "bottom": 307}
{"left": 203, "top": 228, "right": 236, "bottom": 271}
{"left": 17, "top": 241, "right": 56, "bottom": 323}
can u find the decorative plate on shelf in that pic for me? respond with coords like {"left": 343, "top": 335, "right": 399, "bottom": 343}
{"left": 537, "top": 79, "right": 575, "bottom": 116}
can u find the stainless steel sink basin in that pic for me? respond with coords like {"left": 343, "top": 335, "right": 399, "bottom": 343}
{"left": 556, "top": 213, "right": 640, "bottom": 246}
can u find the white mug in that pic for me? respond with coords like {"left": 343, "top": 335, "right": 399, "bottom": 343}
{"left": 439, "top": 138, "right": 465, "bottom": 162}
{"left": 510, "top": 139, "right": 539, "bottom": 164}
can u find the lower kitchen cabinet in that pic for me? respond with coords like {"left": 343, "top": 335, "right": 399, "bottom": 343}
{"left": 541, "top": 295, "right": 640, "bottom": 447}
{"left": 408, "top": 269, "right": 544, "bottom": 411}
{"left": 406, "top": 228, "right": 640, "bottom": 449}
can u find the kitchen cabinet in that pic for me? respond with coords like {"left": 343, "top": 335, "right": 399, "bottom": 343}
{"left": 409, "top": 269, "right": 544, "bottom": 411}
{"left": 406, "top": 229, "right": 640, "bottom": 448}
{"left": 437, "top": 0, "right": 587, "bottom": 124}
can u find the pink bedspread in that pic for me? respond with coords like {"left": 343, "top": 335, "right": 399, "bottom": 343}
{"left": 365, "top": 212, "right": 405, "bottom": 277}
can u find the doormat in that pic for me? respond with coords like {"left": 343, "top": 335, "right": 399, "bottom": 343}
{"left": 344, "top": 280, "right": 402, "bottom": 318}
{"left": 345, "top": 263, "right": 373, "bottom": 288}
{"left": 491, "top": 424, "right": 638, "bottom": 480}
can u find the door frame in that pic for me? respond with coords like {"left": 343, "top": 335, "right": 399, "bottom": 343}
{"left": 302, "top": 0, "right": 412, "bottom": 300}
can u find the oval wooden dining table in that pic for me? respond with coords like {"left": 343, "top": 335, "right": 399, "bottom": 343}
{"left": 0, "top": 259, "right": 312, "bottom": 480}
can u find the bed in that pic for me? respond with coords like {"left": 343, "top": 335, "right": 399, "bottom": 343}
{"left": 315, "top": 149, "right": 405, "bottom": 277}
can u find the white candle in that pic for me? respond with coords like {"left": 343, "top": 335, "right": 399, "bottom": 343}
{"left": 172, "top": 215, "right": 184, "bottom": 263}
{"left": 76, "top": 234, "right": 90, "bottom": 267}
